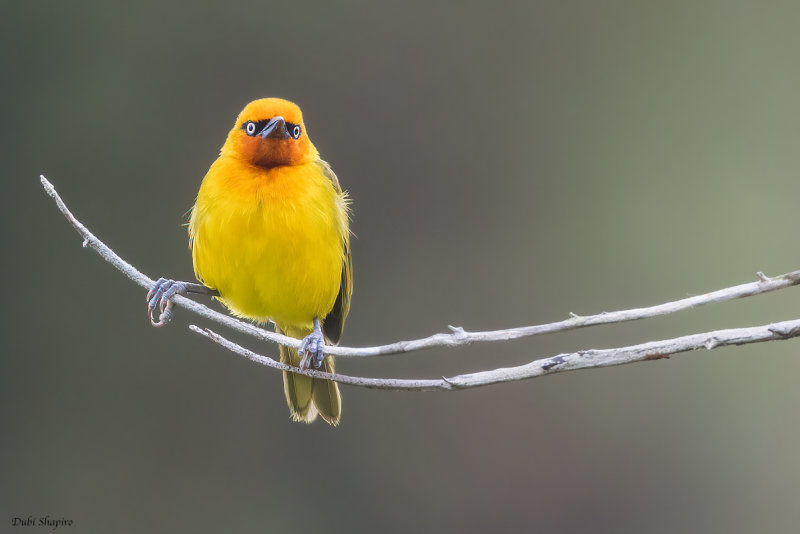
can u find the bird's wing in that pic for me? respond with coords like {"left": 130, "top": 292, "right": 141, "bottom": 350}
{"left": 317, "top": 160, "right": 352, "bottom": 345}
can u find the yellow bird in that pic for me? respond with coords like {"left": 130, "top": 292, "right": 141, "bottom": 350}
{"left": 147, "top": 98, "right": 352, "bottom": 426}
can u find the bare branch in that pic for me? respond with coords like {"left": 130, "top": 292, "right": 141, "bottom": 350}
{"left": 190, "top": 319, "right": 800, "bottom": 391}
{"left": 40, "top": 175, "right": 299, "bottom": 349}
{"left": 189, "top": 325, "right": 444, "bottom": 391}
{"left": 312, "top": 267, "right": 800, "bottom": 358}
{"left": 41, "top": 174, "right": 800, "bottom": 362}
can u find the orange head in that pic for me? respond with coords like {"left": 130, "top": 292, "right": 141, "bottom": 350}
{"left": 220, "top": 98, "right": 318, "bottom": 168}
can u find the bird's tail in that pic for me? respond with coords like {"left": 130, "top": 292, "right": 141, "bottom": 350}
{"left": 277, "top": 324, "right": 341, "bottom": 426}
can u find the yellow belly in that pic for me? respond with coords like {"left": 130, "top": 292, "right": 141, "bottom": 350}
{"left": 189, "top": 156, "right": 347, "bottom": 330}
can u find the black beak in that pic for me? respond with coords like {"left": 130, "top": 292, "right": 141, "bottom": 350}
{"left": 260, "top": 116, "right": 289, "bottom": 139}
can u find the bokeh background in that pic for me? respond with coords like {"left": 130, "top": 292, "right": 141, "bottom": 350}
{"left": 3, "top": 1, "right": 800, "bottom": 532}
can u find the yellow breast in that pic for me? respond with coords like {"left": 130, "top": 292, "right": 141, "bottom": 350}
{"left": 189, "top": 156, "right": 348, "bottom": 329}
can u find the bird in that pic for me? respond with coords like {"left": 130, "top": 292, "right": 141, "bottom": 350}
{"left": 146, "top": 97, "right": 352, "bottom": 426}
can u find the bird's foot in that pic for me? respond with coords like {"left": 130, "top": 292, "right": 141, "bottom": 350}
{"left": 146, "top": 278, "right": 189, "bottom": 327}
{"left": 298, "top": 318, "right": 326, "bottom": 370}
{"left": 146, "top": 279, "right": 219, "bottom": 327}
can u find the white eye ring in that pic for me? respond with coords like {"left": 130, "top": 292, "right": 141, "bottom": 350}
{"left": 245, "top": 122, "right": 257, "bottom": 135}
{"left": 292, "top": 125, "right": 301, "bottom": 138}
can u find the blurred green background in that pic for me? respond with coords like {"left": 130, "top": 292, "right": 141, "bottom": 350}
{"left": 3, "top": 1, "right": 800, "bottom": 532}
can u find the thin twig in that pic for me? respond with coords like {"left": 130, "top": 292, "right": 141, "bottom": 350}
{"left": 190, "top": 319, "right": 800, "bottom": 390}
{"left": 40, "top": 174, "right": 800, "bottom": 359}
{"left": 189, "top": 325, "right": 444, "bottom": 391}
{"left": 40, "top": 174, "right": 298, "bottom": 348}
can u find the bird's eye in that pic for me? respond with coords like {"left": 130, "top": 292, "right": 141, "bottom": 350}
{"left": 244, "top": 121, "right": 257, "bottom": 136}
{"left": 290, "top": 125, "right": 302, "bottom": 139}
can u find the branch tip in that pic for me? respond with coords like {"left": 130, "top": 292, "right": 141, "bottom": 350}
{"left": 40, "top": 174, "right": 53, "bottom": 191}
{"left": 757, "top": 271, "right": 771, "bottom": 282}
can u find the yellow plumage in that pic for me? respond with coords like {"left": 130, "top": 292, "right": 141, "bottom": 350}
{"left": 186, "top": 98, "right": 351, "bottom": 425}
{"left": 189, "top": 158, "right": 348, "bottom": 327}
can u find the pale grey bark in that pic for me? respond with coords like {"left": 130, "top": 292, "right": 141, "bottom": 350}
{"left": 190, "top": 320, "right": 800, "bottom": 390}
{"left": 41, "top": 174, "right": 800, "bottom": 391}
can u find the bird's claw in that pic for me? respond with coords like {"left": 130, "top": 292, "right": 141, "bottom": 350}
{"left": 298, "top": 330, "right": 326, "bottom": 370}
{"left": 147, "top": 278, "right": 187, "bottom": 327}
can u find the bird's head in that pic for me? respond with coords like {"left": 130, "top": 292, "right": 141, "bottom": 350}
{"left": 221, "top": 98, "right": 317, "bottom": 168}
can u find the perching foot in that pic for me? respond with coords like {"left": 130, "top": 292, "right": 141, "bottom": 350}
{"left": 146, "top": 278, "right": 218, "bottom": 327}
{"left": 147, "top": 278, "right": 185, "bottom": 327}
{"left": 299, "top": 318, "right": 326, "bottom": 370}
